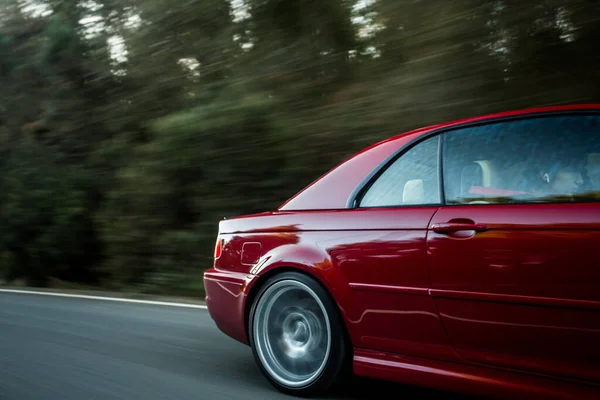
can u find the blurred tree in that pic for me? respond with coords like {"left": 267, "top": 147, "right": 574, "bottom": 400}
{"left": 0, "top": 0, "right": 599, "bottom": 294}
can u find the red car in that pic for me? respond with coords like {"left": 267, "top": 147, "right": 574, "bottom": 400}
{"left": 203, "top": 104, "right": 600, "bottom": 399}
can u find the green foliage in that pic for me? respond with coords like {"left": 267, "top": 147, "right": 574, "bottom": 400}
{"left": 0, "top": 0, "right": 599, "bottom": 297}
{"left": 96, "top": 88, "right": 285, "bottom": 289}
{"left": 0, "top": 138, "right": 92, "bottom": 285}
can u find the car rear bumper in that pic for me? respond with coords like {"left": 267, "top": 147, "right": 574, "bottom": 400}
{"left": 203, "top": 268, "right": 254, "bottom": 345}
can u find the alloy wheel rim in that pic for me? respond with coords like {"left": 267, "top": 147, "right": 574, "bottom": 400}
{"left": 253, "top": 279, "right": 331, "bottom": 388}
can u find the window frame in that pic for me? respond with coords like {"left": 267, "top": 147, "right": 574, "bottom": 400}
{"left": 352, "top": 134, "right": 443, "bottom": 209}
{"left": 347, "top": 109, "right": 600, "bottom": 209}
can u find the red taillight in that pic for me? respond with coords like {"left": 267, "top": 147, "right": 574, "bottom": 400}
{"left": 214, "top": 237, "right": 222, "bottom": 259}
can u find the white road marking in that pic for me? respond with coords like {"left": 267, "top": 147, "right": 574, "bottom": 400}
{"left": 0, "top": 288, "right": 208, "bottom": 309}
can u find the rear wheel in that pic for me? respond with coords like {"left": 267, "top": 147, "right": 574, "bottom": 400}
{"left": 248, "top": 271, "right": 349, "bottom": 396}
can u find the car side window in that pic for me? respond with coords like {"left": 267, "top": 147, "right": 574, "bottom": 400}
{"left": 442, "top": 114, "right": 600, "bottom": 205}
{"left": 359, "top": 135, "right": 441, "bottom": 207}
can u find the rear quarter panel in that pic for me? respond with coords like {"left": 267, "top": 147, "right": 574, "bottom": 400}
{"left": 214, "top": 209, "right": 454, "bottom": 361}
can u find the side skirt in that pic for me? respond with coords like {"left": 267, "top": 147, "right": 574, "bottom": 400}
{"left": 353, "top": 348, "right": 600, "bottom": 400}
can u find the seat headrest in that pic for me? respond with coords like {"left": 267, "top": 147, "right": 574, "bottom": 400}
{"left": 403, "top": 179, "right": 424, "bottom": 204}
{"left": 474, "top": 160, "right": 494, "bottom": 187}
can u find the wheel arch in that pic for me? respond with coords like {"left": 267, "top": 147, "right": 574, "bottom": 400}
{"left": 244, "top": 265, "right": 354, "bottom": 351}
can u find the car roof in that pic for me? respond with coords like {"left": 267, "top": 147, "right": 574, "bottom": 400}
{"left": 278, "top": 104, "right": 600, "bottom": 211}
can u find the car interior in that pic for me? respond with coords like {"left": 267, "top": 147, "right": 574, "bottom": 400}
{"left": 401, "top": 154, "right": 600, "bottom": 206}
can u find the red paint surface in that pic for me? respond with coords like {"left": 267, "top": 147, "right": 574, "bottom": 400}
{"left": 428, "top": 203, "right": 600, "bottom": 382}
{"left": 353, "top": 349, "right": 600, "bottom": 400}
{"left": 204, "top": 104, "right": 600, "bottom": 398}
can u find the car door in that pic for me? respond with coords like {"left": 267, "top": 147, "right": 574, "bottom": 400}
{"left": 427, "top": 112, "right": 600, "bottom": 383}
{"left": 338, "top": 134, "right": 454, "bottom": 360}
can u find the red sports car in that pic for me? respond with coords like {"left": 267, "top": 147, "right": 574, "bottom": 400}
{"left": 203, "top": 104, "right": 600, "bottom": 399}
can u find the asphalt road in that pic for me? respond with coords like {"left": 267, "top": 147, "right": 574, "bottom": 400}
{"left": 0, "top": 291, "right": 470, "bottom": 400}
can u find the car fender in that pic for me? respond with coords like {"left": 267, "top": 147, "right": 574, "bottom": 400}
{"left": 245, "top": 243, "right": 359, "bottom": 343}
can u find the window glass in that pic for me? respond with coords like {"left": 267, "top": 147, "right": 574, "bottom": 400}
{"left": 360, "top": 135, "right": 440, "bottom": 207}
{"left": 443, "top": 115, "right": 600, "bottom": 205}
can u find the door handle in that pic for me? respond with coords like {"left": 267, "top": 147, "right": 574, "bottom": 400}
{"left": 431, "top": 222, "right": 489, "bottom": 234}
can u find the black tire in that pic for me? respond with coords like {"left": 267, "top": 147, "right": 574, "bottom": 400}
{"left": 248, "top": 271, "right": 350, "bottom": 397}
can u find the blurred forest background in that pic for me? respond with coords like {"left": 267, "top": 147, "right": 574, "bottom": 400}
{"left": 1, "top": 0, "right": 599, "bottom": 296}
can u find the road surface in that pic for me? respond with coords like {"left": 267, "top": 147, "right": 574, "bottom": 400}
{"left": 0, "top": 291, "right": 468, "bottom": 400}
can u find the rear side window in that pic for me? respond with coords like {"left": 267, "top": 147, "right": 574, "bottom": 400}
{"left": 359, "top": 135, "right": 441, "bottom": 207}
{"left": 442, "top": 114, "right": 600, "bottom": 205}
